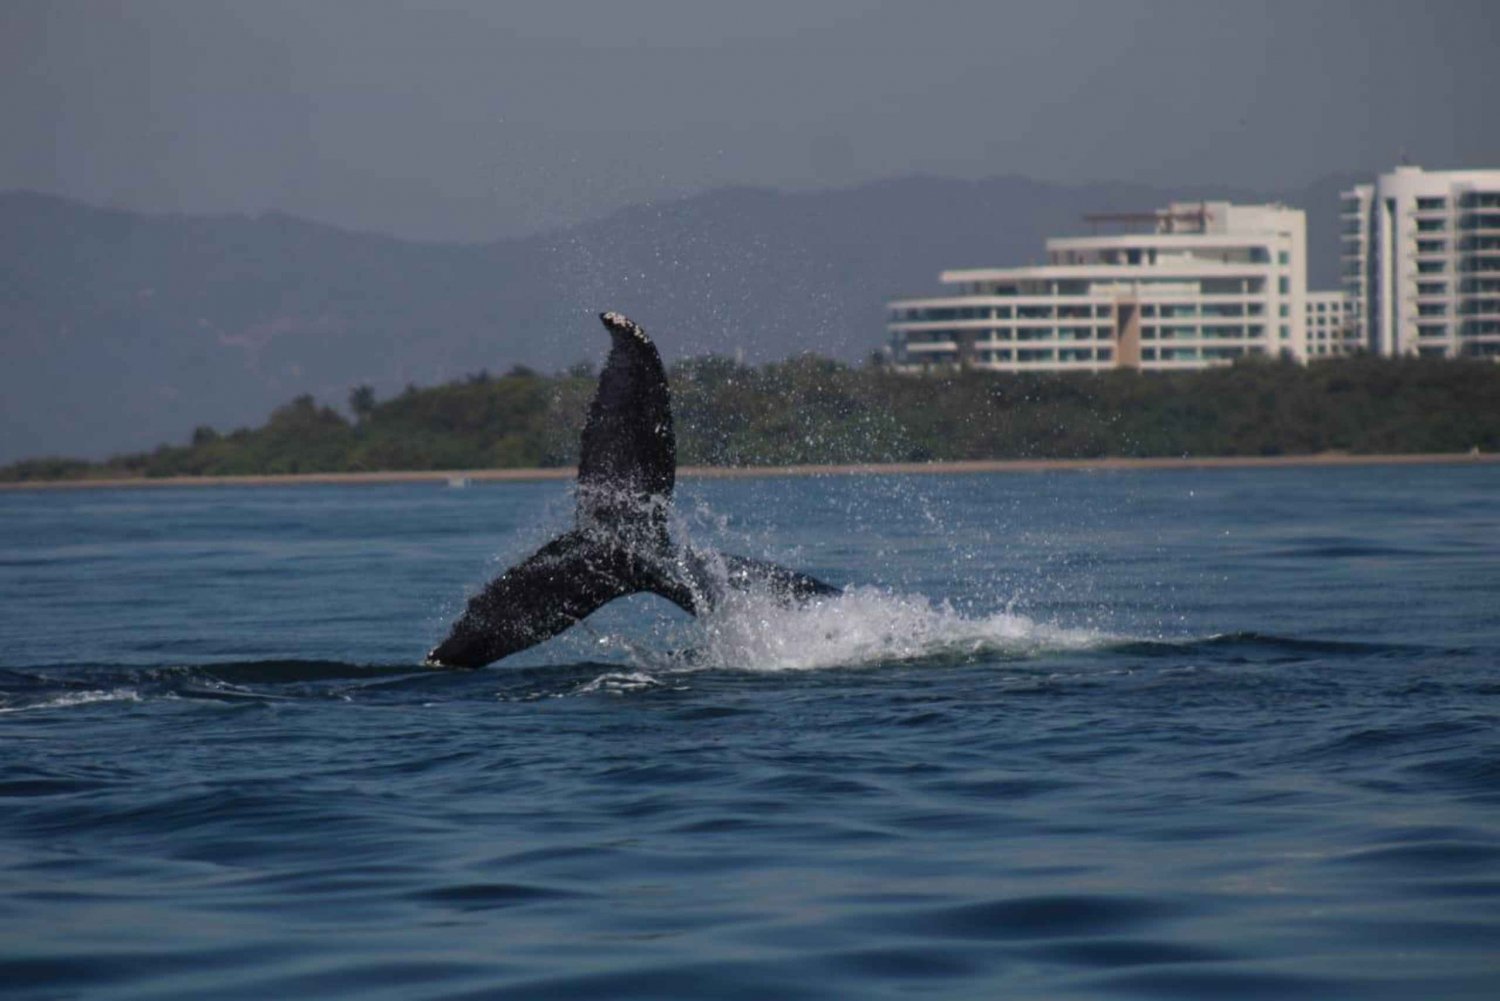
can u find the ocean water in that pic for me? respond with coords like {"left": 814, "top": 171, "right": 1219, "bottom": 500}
{"left": 2, "top": 466, "right": 1498, "bottom": 1000}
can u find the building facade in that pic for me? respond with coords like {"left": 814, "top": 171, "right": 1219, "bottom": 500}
{"left": 888, "top": 202, "right": 1309, "bottom": 372}
{"left": 1305, "top": 290, "right": 1362, "bottom": 358}
{"left": 1341, "top": 165, "right": 1500, "bottom": 359}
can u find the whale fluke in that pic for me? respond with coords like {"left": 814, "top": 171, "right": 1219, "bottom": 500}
{"left": 426, "top": 312, "right": 836, "bottom": 669}
{"left": 577, "top": 312, "right": 676, "bottom": 538}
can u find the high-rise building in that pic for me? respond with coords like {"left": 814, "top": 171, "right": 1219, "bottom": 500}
{"left": 887, "top": 202, "right": 1308, "bottom": 372}
{"left": 1305, "top": 290, "right": 1361, "bottom": 359}
{"left": 1341, "top": 165, "right": 1500, "bottom": 359}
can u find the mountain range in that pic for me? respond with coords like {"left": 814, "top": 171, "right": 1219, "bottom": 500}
{"left": 0, "top": 172, "right": 1357, "bottom": 463}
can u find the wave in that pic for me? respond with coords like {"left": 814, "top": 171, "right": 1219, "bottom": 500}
{"left": 2, "top": 593, "right": 1435, "bottom": 712}
{"left": 0, "top": 661, "right": 428, "bottom": 714}
{"left": 1111, "top": 632, "right": 1433, "bottom": 659}
{"left": 0, "top": 687, "right": 143, "bottom": 714}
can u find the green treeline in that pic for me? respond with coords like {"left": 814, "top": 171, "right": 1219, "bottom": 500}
{"left": 5, "top": 354, "right": 1500, "bottom": 482}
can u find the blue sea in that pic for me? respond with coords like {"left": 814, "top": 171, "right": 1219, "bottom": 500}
{"left": 3, "top": 465, "right": 1498, "bottom": 1000}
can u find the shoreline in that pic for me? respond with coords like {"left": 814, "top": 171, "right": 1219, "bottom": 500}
{"left": 1, "top": 451, "right": 1494, "bottom": 491}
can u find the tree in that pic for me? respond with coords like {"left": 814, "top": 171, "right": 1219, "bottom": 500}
{"left": 349, "top": 384, "right": 377, "bottom": 422}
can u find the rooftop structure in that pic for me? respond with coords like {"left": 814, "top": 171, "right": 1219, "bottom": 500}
{"left": 1340, "top": 165, "right": 1500, "bottom": 359}
{"left": 888, "top": 201, "right": 1309, "bottom": 373}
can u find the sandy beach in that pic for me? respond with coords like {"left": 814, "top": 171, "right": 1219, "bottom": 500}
{"left": 1, "top": 452, "right": 1494, "bottom": 491}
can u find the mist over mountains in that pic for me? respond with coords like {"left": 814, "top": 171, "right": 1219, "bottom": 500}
{"left": 0, "top": 173, "right": 1356, "bottom": 463}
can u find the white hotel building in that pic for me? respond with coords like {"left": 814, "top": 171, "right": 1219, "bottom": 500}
{"left": 1305, "top": 290, "right": 1361, "bottom": 359}
{"left": 888, "top": 202, "right": 1313, "bottom": 372}
{"left": 1340, "top": 165, "right": 1500, "bottom": 359}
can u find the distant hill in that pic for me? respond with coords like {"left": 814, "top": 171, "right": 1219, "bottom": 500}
{"left": 0, "top": 173, "right": 1358, "bottom": 462}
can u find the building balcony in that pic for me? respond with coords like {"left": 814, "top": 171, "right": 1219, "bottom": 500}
{"left": 888, "top": 318, "right": 996, "bottom": 331}
{"left": 1459, "top": 213, "right": 1500, "bottom": 229}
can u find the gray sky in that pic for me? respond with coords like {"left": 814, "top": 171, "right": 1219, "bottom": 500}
{"left": 3, "top": 0, "right": 1496, "bottom": 241}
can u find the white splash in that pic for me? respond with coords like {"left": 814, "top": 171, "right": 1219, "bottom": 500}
{"left": 575, "top": 671, "right": 673, "bottom": 695}
{"left": 682, "top": 586, "right": 1110, "bottom": 672}
{"left": 0, "top": 688, "right": 144, "bottom": 714}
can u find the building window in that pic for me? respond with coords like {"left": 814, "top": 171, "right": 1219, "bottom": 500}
{"left": 1203, "top": 277, "right": 1261, "bottom": 294}
{"left": 1202, "top": 325, "right": 1246, "bottom": 340}
{"left": 1278, "top": 276, "right": 1290, "bottom": 294}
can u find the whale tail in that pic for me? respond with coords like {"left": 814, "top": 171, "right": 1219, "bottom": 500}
{"left": 426, "top": 312, "right": 836, "bottom": 669}
{"left": 576, "top": 311, "right": 677, "bottom": 541}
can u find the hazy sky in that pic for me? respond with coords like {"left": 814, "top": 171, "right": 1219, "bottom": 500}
{"left": 3, "top": 0, "right": 1496, "bottom": 241}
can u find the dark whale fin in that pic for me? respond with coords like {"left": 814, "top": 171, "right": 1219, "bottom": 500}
{"left": 427, "top": 311, "right": 839, "bottom": 669}
{"left": 426, "top": 531, "right": 646, "bottom": 669}
{"left": 630, "top": 549, "right": 841, "bottom": 619}
{"left": 425, "top": 537, "right": 837, "bottom": 669}
{"left": 577, "top": 312, "right": 675, "bottom": 536}
{"left": 718, "top": 553, "right": 841, "bottom": 601}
